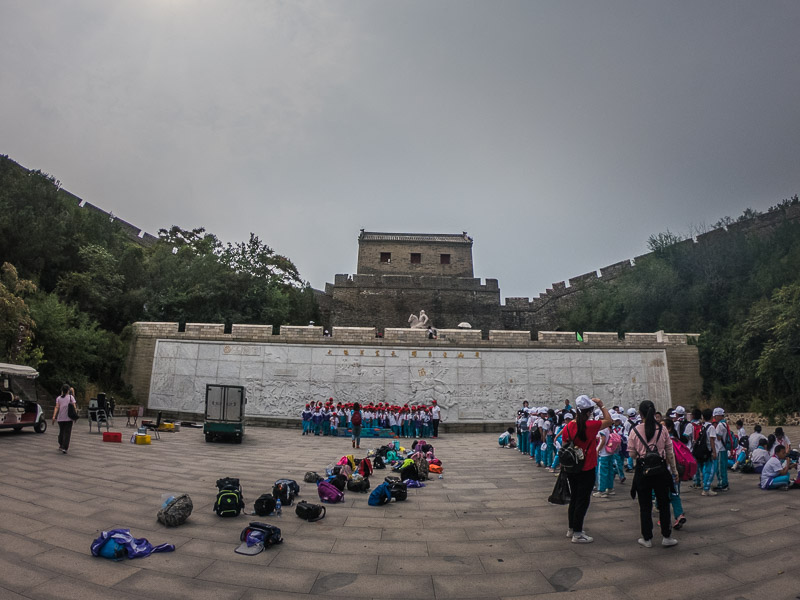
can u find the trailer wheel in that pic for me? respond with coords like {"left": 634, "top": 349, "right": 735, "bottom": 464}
{"left": 34, "top": 419, "right": 47, "bottom": 433}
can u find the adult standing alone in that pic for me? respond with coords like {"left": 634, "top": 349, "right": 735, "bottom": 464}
{"left": 431, "top": 400, "right": 442, "bottom": 438}
{"left": 628, "top": 400, "right": 679, "bottom": 548}
{"left": 350, "top": 402, "right": 363, "bottom": 449}
{"left": 52, "top": 384, "right": 77, "bottom": 454}
{"left": 562, "top": 395, "right": 612, "bottom": 543}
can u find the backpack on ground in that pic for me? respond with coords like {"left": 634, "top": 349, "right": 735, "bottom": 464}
{"left": 295, "top": 501, "right": 326, "bottom": 522}
{"left": 157, "top": 493, "right": 193, "bottom": 527}
{"left": 239, "top": 522, "right": 282, "bottom": 548}
{"left": 428, "top": 464, "right": 443, "bottom": 474}
{"left": 328, "top": 474, "right": 348, "bottom": 492}
{"left": 368, "top": 482, "right": 392, "bottom": 506}
{"left": 632, "top": 424, "right": 667, "bottom": 478}
{"left": 413, "top": 455, "right": 429, "bottom": 480}
{"left": 347, "top": 476, "right": 371, "bottom": 493}
{"left": 671, "top": 438, "right": 698, "bottom": 481}
{"left": 404, "top": 479, "right": 425, "bottom": 488}
{"left": 317, "top": 480, "right": 344, "bottom": 503}
{"left": 400, "top": 462, "right": 419, "bottom": 481}
{"left": 358, "top": 457, "right": 373, "bottom": 478}
{"left": 253, "top": 493, "right": 277, "bottom": 516}
{"left": 272, "top": 481, "right": 297, "bottom": 506}
{"left": 214, "top": 481, "right": 244, "bottom": 517}
{"left": 692, "top": 424, "right": 713, "bottom": 464}
{"left": 388, "top": 481, "right": 407, "bottom": 501}
{"left": 373, "top": 455, "right": 386, "bottom": 469}
{"left": 304, "top": 471, "right": 321, "bottom": 484}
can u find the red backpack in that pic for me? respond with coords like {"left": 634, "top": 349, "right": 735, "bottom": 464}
{"left": 358, "top": 458, "right": 373, "bottom": 477}
{"left": 351, "top": 411, "right": 362, "bottom": 426}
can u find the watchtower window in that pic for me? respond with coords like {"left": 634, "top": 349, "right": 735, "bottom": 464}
{"left": 440, "top": 254, "right": 451, "bottom": 264}
{"left": 410, "top": 253, "right": 421, "bottom": 264}
{"left": 380, "top": 252, "right": 391, "bottom": 263}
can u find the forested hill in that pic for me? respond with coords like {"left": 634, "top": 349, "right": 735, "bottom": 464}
{"left": 0, "top": 156, "right": 319, "bottom": 398}
{"left": 561, "top": 195, "right": 800, "bottom": 417}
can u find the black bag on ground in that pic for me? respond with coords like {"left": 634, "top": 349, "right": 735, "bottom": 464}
{"left": 240, "top": 522, "right": 282, "bottom": 548}
{"left": 548, "top": 471, "right": 571, "bottom": 505}
{"left": 253, "top": 493, "right": 277, "bottom": 516}
{"left": 347, "top": 477, "right": 371, "bottom": 493}
{"left": 373, "top": 456, "right": 386, "bottom": 469}
{"left": 384, "top": 476, "right": 401, "bottom": 485}
{"left": 304, "top": 472, "right": 321, "bottom": 484}
{"left": 400, "top": 463, "right": 419, "bottom": 481}
{"left": 157, "top": 493, "right": 193, "bottom": 526}
{"left": 216, "top": 477, "right": 240, "bottom": 490}
{"left": 272, "top": 480, "right": 298, "bottom": 506}
{"left": 295, "top": 501, "right": 326, "bottom": 522}
{"left": 329, "top": 474, "right": 348, "bottom": 492}
{"left": 214, "top": 481, "right": 244, "bottom": 517}
{"left": 388, "top": 481, "right": 407, "bottom": 501}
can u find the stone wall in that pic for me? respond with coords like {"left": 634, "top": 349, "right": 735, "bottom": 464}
{"left": 325, "top": 274, "right": 502, "bottom": 333}
{"left": 125, "top": 322, "right": 702, "bottom": 426}
{"left": 356, "top": 232, "right": 474, "bottom": 277}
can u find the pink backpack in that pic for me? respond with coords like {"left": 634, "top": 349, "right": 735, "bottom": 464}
{"left": 317, "top": 481, "right": 344, "bottom": 503}
{"left": 605, "top": 432, "right": 622, "bottom": 454}
{"left": 671, "top": 438, "right": 698, "bottom": 481}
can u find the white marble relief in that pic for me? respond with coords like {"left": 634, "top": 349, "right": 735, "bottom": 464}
{"left": 148, "top": 340, "right": 673, "bottom": 420}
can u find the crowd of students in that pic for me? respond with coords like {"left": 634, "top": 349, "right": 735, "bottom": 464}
{"left": 503, "top": 396, "right": 798, "bottom": 548}
{"left": 301, "top": 399, "right": 443, "bottom": 439}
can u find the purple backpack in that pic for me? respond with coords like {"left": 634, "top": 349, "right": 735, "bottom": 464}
{"left": 317, "top": 480, "right": 344, "bottom": 504}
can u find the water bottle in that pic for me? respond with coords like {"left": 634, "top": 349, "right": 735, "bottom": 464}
{"left": 438, "top": 474, "right": 443, "bottom": 479}
{"left": 275, "top": 498, "right": 282, "bottom": 517}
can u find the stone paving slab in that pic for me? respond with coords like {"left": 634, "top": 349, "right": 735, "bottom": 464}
{"left": 1, "top": 423, "right": 799, "bottom": 600}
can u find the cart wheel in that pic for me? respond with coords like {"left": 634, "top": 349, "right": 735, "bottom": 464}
{"left": 34, "top": 419, "right": 47, "bottom": 434}
{"left": 205, "top": 433, "right": 212, "bottom": 443}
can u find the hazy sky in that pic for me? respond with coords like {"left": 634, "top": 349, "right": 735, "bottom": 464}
{"left": 2, "top": 1, "right": 798, "bottom": 299}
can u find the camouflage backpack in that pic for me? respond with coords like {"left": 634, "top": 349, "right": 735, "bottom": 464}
{"left": 157, "top": 493, "right": 193, "bottom": 527}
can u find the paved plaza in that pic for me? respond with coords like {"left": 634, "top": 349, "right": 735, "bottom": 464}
{"left": 0, "top": 423, "right": 798, "bottom": 600}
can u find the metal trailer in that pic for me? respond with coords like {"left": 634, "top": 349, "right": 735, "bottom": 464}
{"left": 203, "top": 384, "right": 246, "bottom": 443}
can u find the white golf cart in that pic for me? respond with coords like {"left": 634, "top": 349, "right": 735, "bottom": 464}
{"left": 0, "top": 363, "right": 47, "bottom": 434}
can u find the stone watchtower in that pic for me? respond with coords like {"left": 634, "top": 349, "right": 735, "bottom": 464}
{"left": 356, "top": 230, "right": 475, "bottom": 277}
{"left": 322, "top": 230, "right": 502, "bottom": 333}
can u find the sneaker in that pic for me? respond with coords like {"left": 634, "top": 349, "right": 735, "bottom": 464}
{"left": 713, "top": 485, "right": 729, "bottom": 492}
{"left": 571, "top": 532, "right": 593, "bottom": 544}
{"left": 592, "top": 491, "right": 609, "bottom": 498}
{"left": 701, "top": 489, "right": 718, "bottom": 496}
{"left": 637, "top": 538, "right": 652, "bottom": 548}
{"left": 662, "top": 537, "right": 678, "bottom": 547}
{"left": 619, "top": 477, "right": 626, "bottom": 484}
{"left": 546, "top": 468, "right": 554, "bottom": 473}
{"left": 606, "top": 490, "right": 616, "bottom": 496}
{"left": 673, "top": 515, "right": 687, "bottom": 530}
{"left": 689, "top": 483, "right": 702, "bottom": 489}
{"left": 566, "top": 528, "right": 574, "bottom": 538}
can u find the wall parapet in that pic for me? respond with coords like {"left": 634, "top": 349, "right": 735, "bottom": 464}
{"left": 384, "top": 328, "right": 429, "bottom": 343}
{"left": 329, "top": 273, "right": 500, "bottom": 291}
{"left": 436, "top": 329, "right": 483, "bottom": 344}
{"left": 331, "top": 327, "right": 377, "bottom": 343}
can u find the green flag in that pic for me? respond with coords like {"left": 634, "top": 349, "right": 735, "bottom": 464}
{"left": 576, "top": 332, "right": 584, "bottom": 342}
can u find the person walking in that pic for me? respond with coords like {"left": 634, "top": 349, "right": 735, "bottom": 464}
{"left": 628, "top": 400, "right": 679, "bottom": 548}
{"left": 562, "top": 395, "right": 612, "bottom": 544}
{"left": 52, "top": 384, "right": 77, "bottom": 454}
{"left": 350, "top": 402, "right": 363, "bottom": 449}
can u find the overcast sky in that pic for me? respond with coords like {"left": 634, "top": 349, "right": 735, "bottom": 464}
{"left": 2, "top": 1, "right": 798, "bottom": 299}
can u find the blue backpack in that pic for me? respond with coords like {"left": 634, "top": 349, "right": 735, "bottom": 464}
{"left": 368, "top": 482, "right": 392, "bottom": 506}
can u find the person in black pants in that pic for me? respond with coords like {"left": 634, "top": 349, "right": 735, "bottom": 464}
{"left": 431, "top": 400, "right": 442, "bottom": 438}
{"left": 628, "top": 400, "right": 679, "bottom": 548}
{"left": 563, "top": 395, "right": 613, "bottom": 543}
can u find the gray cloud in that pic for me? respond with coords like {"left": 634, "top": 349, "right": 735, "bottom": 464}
{"left": 2, "top": 0, "right": 798, "bottom": 300}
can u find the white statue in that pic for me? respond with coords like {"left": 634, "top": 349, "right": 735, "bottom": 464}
{"left": 408, "top": 310, "right": 429, "bottom": 329}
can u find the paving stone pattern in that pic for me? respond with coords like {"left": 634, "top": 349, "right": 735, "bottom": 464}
{"left": 1, "top": 424, "right": 799, "bottom": 600}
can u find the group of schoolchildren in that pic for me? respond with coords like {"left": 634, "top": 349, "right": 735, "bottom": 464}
{"left": 502, "top": 397, "right": 798, "bottom": 549}
{"left": 301, "top": 399, "right": 441, "bottom": 439}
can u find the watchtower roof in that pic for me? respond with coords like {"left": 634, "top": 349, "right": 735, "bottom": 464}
{"left": 359, "top": 231, "right": 473, "bottom": 245}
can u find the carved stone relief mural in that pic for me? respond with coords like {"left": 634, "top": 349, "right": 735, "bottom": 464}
{"left": 148, "top": 341, "right": 673, "bottom": 421}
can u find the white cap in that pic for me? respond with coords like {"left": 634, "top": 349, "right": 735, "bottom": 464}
{"left": 564, "top": 412, "right": 574, "bottom": 420}
{"left": 575, "top": 395, "right": 596, "bottom": 411}
{"left": 627, "top": 408, "right": 636, "bottom": 416}
{"left": 713, "top": 407, "right": 725, "bottom": 417}
{"left": 610, "top": 411, "right": 622, "bottom": 420}
{"left": 674, "top": 405, "right": 686, "bottom": 415}
{"left": 539, "top": 407, "right": 548, "bottom": 414}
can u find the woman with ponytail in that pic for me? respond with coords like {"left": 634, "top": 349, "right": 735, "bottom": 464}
{"left": 628, "top": 400, "right": 679, "bottom": 548}
{"left": 561, "top": 395, "right": 612, "bottom": 544}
